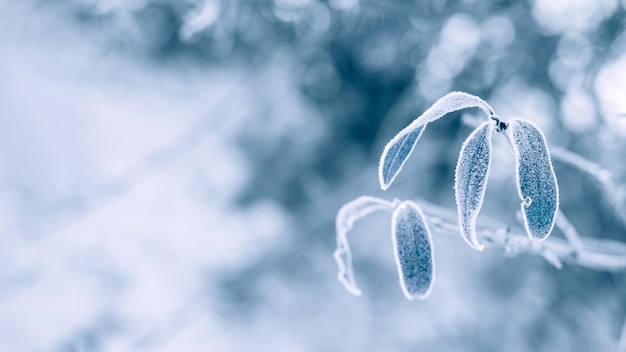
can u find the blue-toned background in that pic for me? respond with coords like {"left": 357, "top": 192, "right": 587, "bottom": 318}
{"left": 1, "top": 0, "right": 626, "bottom": 351}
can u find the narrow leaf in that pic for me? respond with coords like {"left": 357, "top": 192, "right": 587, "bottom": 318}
{"left": 507, "top": 119, "right": 559, "bottom": 241}
{"left": 379, "top": 125, "right": 426, "bottom": 190}
{"left": 391, "top": 201, "right": 434, "bottom": 299}
{"left": 454, "top": 121, "right": 494, "bottom": 250}
{"left": 379, "top": 91, "right": 495, "bottom": 190}
{"left": 334, "top": 196, "right": 393, "bottom": 296}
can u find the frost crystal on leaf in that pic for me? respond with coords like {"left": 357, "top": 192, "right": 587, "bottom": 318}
{"left": 507, "top": 119, "right": 559, "bottom": 241}
{"left": 454, "top": 121, "right": 494, "bottom": 250}
{"left": 379, "top": 91, "right": 495, "bottom": 190}
{"left": 391, "top": 201, "right": 434, "bottom": 299}
{"left": 334, "top": 196, "right": 393, "bottom": 296}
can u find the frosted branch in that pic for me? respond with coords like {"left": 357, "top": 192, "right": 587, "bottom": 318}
{"left": 334, "top": 196, "right": 395, "bottom": 295}
{"left": 417, "top": 201, "right": 626, "bottom": 272}
{"left": 555, "top": 212, "right": 585, "bottom": 254}
{"left": 550, "top": 145, "right": 626, "bottom": 229}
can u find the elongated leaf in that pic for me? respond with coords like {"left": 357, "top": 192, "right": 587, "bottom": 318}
{"left": 391, "top": 201, "right": 434, "bottom": 299}
{"left": 334, "top": 196, "right": 393, "bottom": 296}
{"left": 454, "top": 121, "right": 493, "bottom": 250}
{"left": 507, "top": 119, "right": 559, "bottom": 240}
{"left": 378, "top": 125, "right": 427, "bottom": 190}
{"left": 379, "top": 92, "right": 495, "bottom": 190}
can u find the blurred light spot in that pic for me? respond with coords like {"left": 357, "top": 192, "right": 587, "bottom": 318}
{"left": 304, "top": 61, "right": 341, "bottom": 99}
{"left": 274, "top": 0, "right": 311, "bottom": 22}
{"left": 295, "top": 1, "right": 331, "bottom": 40}
{"left": 532, "top": 0, "right": 618, "bottom": 34}
{"left": 440, "top": 14, "right": 481, "bottom": 53}
{"left": 329, "top": 0, "right": 359, "bottom": 11}
{"left": 419, "top": 14, "right": 479, "bottom": 101}
{"left": 490, "top": 81, "right": 556, "bottom": 134}
{"left": 360, "top": 33, "right": 398, "bottom": 71}
{"left": 560, "top": 89, "right": 597, "bottom": 133}
{"left": 417, "top": 71, "right": 451, "bottom": 102}
{"left": 558, "top": 33, "right": 593, "bottom": 68}
{"left": 481, "top": 15, "right": 515, "bottom": 49}
{"left": 275, "top": 0, "right": 312, "bottom": 7}
{"left": 250, "top": 60, "right": 326, "bottom": 145}
{"left": 244, "top": 201, "right": 287, "bottom": 242}
{"left": 549, "top": 34, "right": 592, "bottom": 91}
{"left": 549, "top": 58, "right": 585, "bottom": 91}
{"left": 425, "top": 48, "right": 452, "bottom": 79}
{"left": 179, "top": 0, "right": 220, "bottom": 42}
{"left": 595, "top": 55, "right": 626, "bottom": 135}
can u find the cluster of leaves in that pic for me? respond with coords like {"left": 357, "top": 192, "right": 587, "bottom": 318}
{"left": 334, "top": 92, "right": 559, "bottom": 299}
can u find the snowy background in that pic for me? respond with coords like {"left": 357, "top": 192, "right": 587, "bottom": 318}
{"left": 1, "top": 0, "right": 626, "bottom": 351}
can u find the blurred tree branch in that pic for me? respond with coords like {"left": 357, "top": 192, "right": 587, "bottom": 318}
{"left": 3, "top": 82, "right": 241, "bottom": 237}
{"left": 550, "top": 145, "right": 626, "bottom": 229}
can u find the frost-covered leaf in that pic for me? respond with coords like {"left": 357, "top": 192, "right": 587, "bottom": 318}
{"left": 379, "top": 125, "right": 427, "bottom": 190}
{"left": 507, "top": 119, "right": 559, "bottom": 241}
{"left": 334, "top": 196, "right": 393, "bottom": 296}
{"left": 391, "top": 200, "right": 434, "bottom": 299}
{"left": 379, "top": 91, "right": 494, "bottom": 190}
{"left": 454, "top": 121, "right": 493, "bottom": 250}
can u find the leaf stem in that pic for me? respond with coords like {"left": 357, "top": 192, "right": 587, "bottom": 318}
{"left": 490, "top": 116, "right": 508, "bottom": 132}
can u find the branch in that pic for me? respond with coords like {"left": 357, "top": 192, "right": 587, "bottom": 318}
{"left": 555, "top": 211, "right": 585, "bottom": 254}
{"left": 417, "top": 201, "right": 626, "bottom": 272}
{"left": 550, "top": 145, "right": 626, "bottom": 229}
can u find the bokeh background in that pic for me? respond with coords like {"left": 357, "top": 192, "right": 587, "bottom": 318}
{"left": 1, "top": 0, "right": 626, "bottom": 351}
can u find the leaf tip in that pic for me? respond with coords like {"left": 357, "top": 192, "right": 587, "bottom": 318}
{"left": 469, "top": 240, "right": 485, "bottom": 251}
{"left": 378, "top": 171, "right": 390, "bottom": 190}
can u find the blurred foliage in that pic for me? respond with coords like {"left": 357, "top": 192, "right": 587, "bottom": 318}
{"left": 60, "top": 0, "right": 626, "bottom": 200}
{"left": 5, "top": 0, "right": 626, "bottom": 350}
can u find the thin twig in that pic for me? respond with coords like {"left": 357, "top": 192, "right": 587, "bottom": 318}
{"left": 550, "top": 145, "right": 626, "bottom": 229}
{"left": 555, "top": 212, "right": 585, "bottom": 254}
{"left": 417, "top": 200, "right": 626, "bottom": 272}
{"left": 2, "top": 81, "right": 242, "bottom": 237}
